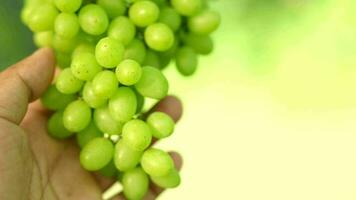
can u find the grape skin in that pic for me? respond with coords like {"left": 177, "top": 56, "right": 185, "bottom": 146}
{"left": 135, "top": 66, "right": 169, "bottom": 99}
{"left": 56, "top": 68, "right": 84, "bottom": 94}
{"left": 175, "top": 46, "right": 198, "bottom": 76}
{"left": 144, "top": 23, "right": 175, "bottom": 51}
{"left": 48, "top": 111, "right": 73, "bottom": 139}
{"left": 108, "top": 16, "right": 136, "bottom": 46}
{"left": 151, "top": 168, "right": 181, "bottom": 188}
{"left": 63, "top": 100, "right": 92, "bottom": 132}
{"left": 95, "top": 37, "right": 125, "bottom": 68}
{"left": 80, "top": 138, "right": 114, "bottom": 171}
{"left": 76, "top": 121, "right": 103, "bottom": 148}
{"left": 54, "top": 0, "right": 82, "bottom": 13}
{"left": 94, "top": 105, "right": 124, "bottom": 135}
{"left": 147, "top": 111, "right": 175, "bottom": 139}
{"left": 116, "top": 59, "right": 142, "bottom": 86}
{"left": 108, "top": 87, "right": 137, "bottom": 123}
{"left": 79, "top": 4, "right": 109, "bottom": 36}
{"left": 122, "top": 167, "right": 149, "bottom": 200}
{"left": 54, "top": 13, "right": 80, "bottom": 39}
{"left": 141, "top": 148, "right": 174, "bottom": 177}
{"left": 129, "top": 1, "right": 160, "bottom": 27}
{"left": 114, "top": 140, "right": 143, "bottom": 171}
{"left": 122, "top": 119, "right": 152, "bottom": 151}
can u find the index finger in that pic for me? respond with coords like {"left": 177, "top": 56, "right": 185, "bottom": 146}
{"left": 145, "top": 95, "right": 183, "bottom": 123}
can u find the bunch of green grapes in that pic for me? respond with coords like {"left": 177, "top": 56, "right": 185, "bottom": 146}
{"left": 21, "top": 0, "right": 220, "bottom": 199}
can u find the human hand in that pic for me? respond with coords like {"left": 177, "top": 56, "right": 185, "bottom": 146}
{"left": 0, "top": 48, "right": 183, "bottom": 200}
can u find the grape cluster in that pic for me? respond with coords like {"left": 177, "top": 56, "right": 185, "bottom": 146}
{"left": 21, "top": 0, "right": 220, "bottom": 199}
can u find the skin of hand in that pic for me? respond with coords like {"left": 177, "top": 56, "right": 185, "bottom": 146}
{"left": 0, "top": 48, "right": 183, "bottom": 200}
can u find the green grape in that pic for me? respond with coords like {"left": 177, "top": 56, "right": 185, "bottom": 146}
{"left": 122, "top": 167, "right": 149, "bottom": 200}
{"left": 80, "top": 138, "right": 114, "bottom": 171}
{"left": 48, "top": 111, "right": 73, "bottom": 139}
{"left": 72, "top": 42, "right": 95, "bottom": 58}
{"left": 54, "top": 0, "right": 82, "bottom": 13}
{"left": 135, "top": 66, "right": 168, "bottom": 99}
{"left": 76, "top": 121, "right": 103, "bottom": 148}
{"left": 63, "top": 100, "right": 92, "bottom": 132}
{"left": 117, "top": 170, "right": 124, "bottom": 181}
{"left": 53, "top": 34, "right": 78, "bottom": 53}
{"left": 133, "top": 88, "right": 145, "bottom": 114}
{"left": 82, "top": 0, "right": 97, "bottom": 5}
{"left": 114, "top": 140, "right": 142, "bottom": 171}
{"left": 33, "top": 31, "right": 53, "bottom": 48}
{"left": 28, "top": 4, "right": 59, "bottom": 32}
{"left": 71, "top": 52, "right": 102, "bottom": 81}
{"left": 146, "top": 112, "right": 174, "bottom": 139}
{"left": 108, "top": 16, "right": 136, "bottom": 46}
{"left": 77, "top": 30, "right": 104, "bottom": 44}
{"left": 21, "top": 4, "right": 36, "bottom": 26}
{"left": 159, "top": 55, "right": 171, "bottom": 69}
{"left": 158, "top": 7, "right": 181, "bottom": 32}
{"left": 143, "top": 50, "right": 161, "bottom": 69}
{"left": 158, "top": 37, "right": 178, "bottom": 58}
{"left": 157, "top": 41, "right": 176, "bottom": 68}
{"left": 149, "top": 0, "right": 168, "bottom": 7}
{"left": 188, "top": 10, "right": 221, "bottom": 35}
{"left": 56, "top": 68, "right": 84, "bottom": 94}
{"left": 175, "top": 46, "right": 198, "bottom": 76}
{"left": 54, "top": 13, "right": 80, "bottom": 38}
{"left": 122, "top": 119, "right": 152, "bottom": 151}
{"left": 95, "top": 37, "right": 125, "bottom": 68}
{"left": 171, "top": 0, "right": 201, "bottom": 16}
{"left": 41, "top": 85, "right": 76, "bottom": 110}
{"left": 132, "top": 0, "right": 167, "bottom": 6}
{"left": 56, "top": 51, "right": 72, "bottom": 69}
{"left": 94, "top": 106, "right": 124, "bottom": 135}
{"left": 92, "top": 70, "right": 118, "bottom": 99}
{"left": 141, "top": 148, "right": 174, "bottom": 177}
{"left": 151, "top": 168, "right": 180, "bottom": 188}
{"left": 116, "top": 59, "right": 142, "bottom": 86}
{"left": 108, "top": 87, "right": 137, "bottom": 123}
{"left": 99, "top": 160, "right": 118, "bottom": 177}
{"left": 144, "top": 23, "right": 174, "bottom": 52}
{"left": 181, "top": 33, "right": 213, "bottom": 55}
{"left": 129, "top": 1, "right": 160, "bottom": 27}
{"left": 31, "top": 0, "right": 54, "bottom": 6}
{"left": 82, "top": 82, "right": 107, "bottom": 108}
{"left": 98, "top": 0, "right": 126, "bottom": 19}
{"left": 79, "top": 4, "right": 109, "bottom": 35}
{"left": 124, "top": 39, "right": 147, "bottom": 64}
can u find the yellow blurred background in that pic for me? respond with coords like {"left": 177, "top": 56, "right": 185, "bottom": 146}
{"left": 2, "top": 0, "right": 356, "bottom": 199}
{"left": 157, "top": 0, "right": 356, "bottom": 199}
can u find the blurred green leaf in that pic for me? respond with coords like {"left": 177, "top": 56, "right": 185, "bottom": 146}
{"left": 0, "top": 0, "right": 35, "bottom": 70}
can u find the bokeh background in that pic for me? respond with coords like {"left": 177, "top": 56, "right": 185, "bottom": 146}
{"left": 2, "top": 0, "right": 356, "bottom": 199}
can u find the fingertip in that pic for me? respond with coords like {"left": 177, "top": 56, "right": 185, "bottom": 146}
{"left": 152, "top": 96, "right": 183, "bottom": 122}
{"left": 35, "top": 47, "right": 55, "bottom": 60}
{"left": 169, "top": 151, "right": 183, "bottom": 170}
{"left": 29, "top": 48, "right": 56, "bottom": 70}
{"left": 16, "top": 48, "right": 56, "bottom": 100}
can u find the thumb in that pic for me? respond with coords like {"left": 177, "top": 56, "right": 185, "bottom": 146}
{"left": 0, "top": 48, "right": 55, "bottom": 124}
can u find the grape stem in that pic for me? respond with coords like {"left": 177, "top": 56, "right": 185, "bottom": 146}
{"left": 102, "top": 181, "right": 123, "bottom": 200}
